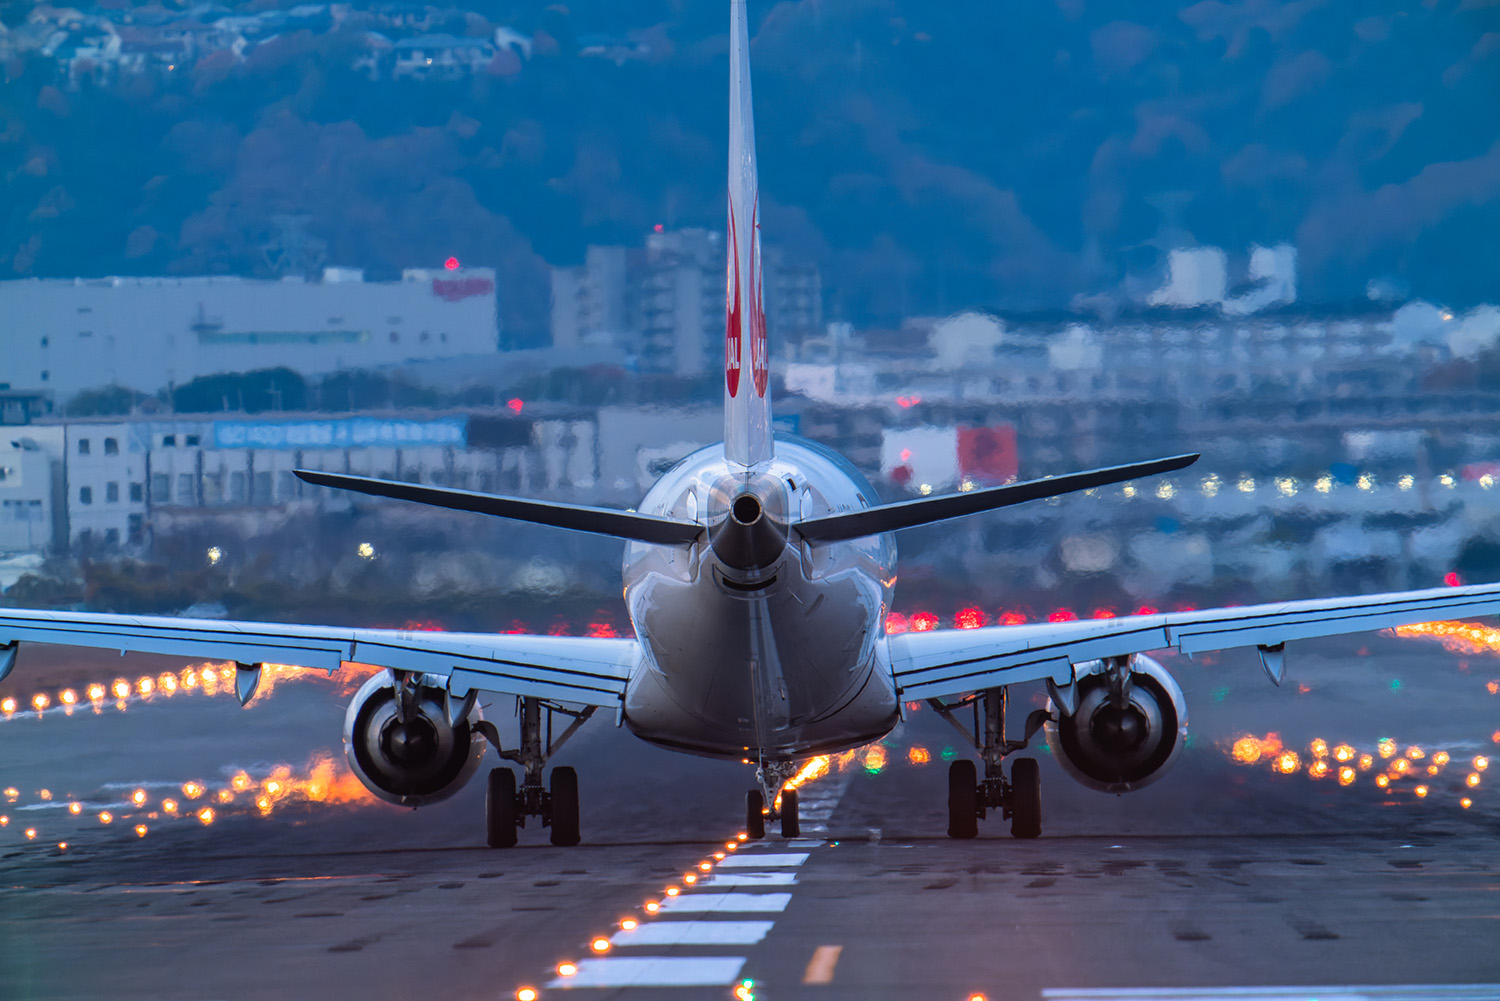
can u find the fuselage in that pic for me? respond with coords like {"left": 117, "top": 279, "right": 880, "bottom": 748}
{"left": 620, "top": 434, "right": 902, "bottom": 762}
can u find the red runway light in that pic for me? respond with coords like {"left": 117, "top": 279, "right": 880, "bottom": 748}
{"left": 444, "top": 256, "right": 460, "bottom": 270}
{"left": 955, "top": 607, "right": 985, "bottom": 630}
{"left": 1048, "top": 608, "right": 1078, "bottom": 622}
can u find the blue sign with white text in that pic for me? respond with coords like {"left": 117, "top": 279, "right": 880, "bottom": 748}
{"left": 213, "top": 417, "right": 467, "bottom": 450}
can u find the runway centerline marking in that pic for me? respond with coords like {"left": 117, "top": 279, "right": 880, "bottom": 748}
{"left": 802, "top": 944, "right": 842, "bottom": 984}
{"left": 612, "top": 920, "right": 774, "bottom": 946}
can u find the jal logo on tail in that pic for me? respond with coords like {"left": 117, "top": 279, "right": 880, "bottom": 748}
{"left": 748, "top": 196, "right": 768, "bottom": 399}
{"left": 725, "top": 204, "right": 743, "bottom": 398}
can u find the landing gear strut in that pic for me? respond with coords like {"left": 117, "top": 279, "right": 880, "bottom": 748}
{"left": 929, "top": 686, "right": 1049, "bottom": 839}
{"left": 478, "top": 696, "right": 594, "bottom": 848}
{"left": 744, "top": 760, "right": 800, "bottom": 840}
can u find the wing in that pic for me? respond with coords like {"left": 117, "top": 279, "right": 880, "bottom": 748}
{"left": 889, "top": 581, "right": 1500, "bottom": 701}
{"left": 0, "top": 607, "right": 637, "bottom": 707}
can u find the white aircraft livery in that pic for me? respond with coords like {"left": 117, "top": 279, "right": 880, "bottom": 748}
{"left": 5, "top": 0, "right": 1500, "bottom": 846}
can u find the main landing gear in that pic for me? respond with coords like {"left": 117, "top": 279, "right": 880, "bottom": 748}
{"left": 929, "top": 686, "right": 1048, "bottom": 839}
{"left": 745, "top": 760, "right": 801, "bottom": 840}
{"left": 480, "top": 696, "right": 594, "bottom": 848}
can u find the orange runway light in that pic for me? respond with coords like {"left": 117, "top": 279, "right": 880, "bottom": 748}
{"left": 1461, "top": 797, "right": 1473, "bottom": 809}
{"left": 1475, "top": 756, "right": 1490, "bottom": 771}
{"left": 3, "top": 787, "right": 17, "bottom": 801}
{"left": 135, "top": 824, "right": 148, "bottom": 837}
{"left": 37, "top": 789, "right": 51, "bottom": 801}
{"left": 714, "top": 852, "right": 726, "bottom": 860}
{"left": 98, "top": 811, "right": 113, "bottom": 824}
{"left": 67, "top": 802, "right": 81, "bottom": 815}
{"left": 1375, "top": 775, "right": 1391, "bottom": 789}
{"left": 1414, "top": 785, "right": 1429, "bottom": 798}
{"left": 908, "top": 746, "right": 932, "bottom": 765}
{"left": 619, "top": 918, "right": 637, "bottom": 931}
{"left": 1406, "top": 746, "right": 1425, "bottom": 760}
{"left": 684, "top": 874, "right": 697, "bottom": 884}
{"left": 57, "top": 842, "right": 66, "bottom": 851}
{"left": 1333, "top": 744, "right": 1355, "bottom": 762}
{"left": 197, "top": 807, "right": 215, "bottom": 825}
{"left": 1392, "top": 759, "right": 1411, "bottom": 775}
{"left": 1433, "top": 751, "right": 1451, "bottom": 766}
{"left": 516, "top": 989, "right": 538, "bottom": 1001}
{"left": 24, "top": 828, "right": 36, "bottom": 840}
{"left": 1274, "top": 751, "right": 1300, "bottom": 774}
{"left": 590, "top": 938, "right": 610, "bottom": 954}
{"left": 644, "top": 901, "right": 660, "bottom": 914}
{"left": 59, "top": 690, "right": 77, "bottom": 706}
{"left": 1338, "top": 767, "right": 1356, "bottom": 786}
{"left": 131, "top": 789, "right": 147, "bottom": 807}
{"left": 1466, "top": 773, "right": 1481, "bottom": 788}
{"left": 32, "top": 694, "right": 48, "bottom": 712}
{"left": 182, "top": 782, "right": 204, "bottom": 799}
{"left": 1378, "top": 738, "right": 1397, "bottom": 759}
{"left": 699, "top": 862, "right": 712, "bottom": 871}
{"left": 137, "top": 677, "right": 154, "bottom": 697}
{"left": 1310, "top": 738, "right": 1329, "bottom": 758}
{"left": 725, "top": 842, "right": 738, "bottom": 850}
{"left": 112, "top": 680, "right": 130, "bottom": 700}
{"left": 556, "top": 962, "right": 577, "bottom": 978}
{"left": 737, "top": 832, "right": 747, "bottom": 840}
{"left": 1358, "top": 754, "right": 1374, "bottom": 771}
{"left": 162, "top": 799, "right": 178, "bottom": 815}
{"left": 0, "top": 817, "right": 8, "bottom": 827}
{"left": 666, "top": 886, "right": 681, "bottom": 896}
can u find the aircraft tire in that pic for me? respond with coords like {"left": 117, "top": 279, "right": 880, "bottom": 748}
{"left": 746, "top": 789, "right": 766, "bottom": 839}
{"left": 780, "top": 788, "right": 800, "bottom": 838}
{"left": 549, "top": 766, "right": 581, "bottom": 847}
{"left": 487, "top": 768, "right": 518, "bottom": 848}
{"left": 947, "top": 759, "right": 978, "bottom": 839}
{"left": 1009, "top": 757, "right": 1041, "bottom": 839}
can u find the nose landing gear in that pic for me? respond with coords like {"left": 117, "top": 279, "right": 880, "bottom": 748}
{"left": 744, "top": 760, "right": 801, "bottom": 839}
{"left": 930, "top": 685, "right": 1049, "bottom": 839}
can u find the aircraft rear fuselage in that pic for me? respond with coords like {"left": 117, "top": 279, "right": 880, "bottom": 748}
{"left": 621, "top": 435, "right": 902, "bottom": 761}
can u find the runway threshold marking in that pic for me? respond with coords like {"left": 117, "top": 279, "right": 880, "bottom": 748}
{"left": 545, "top": 843, "right": 813, "bottom": 991}
{"left": 802, "top": 944, "right": 842, "bottom": 984}
{"left": 611, "top": 920, "right": 774, "bottom": 946}
{"left": 657, "top": 891, "right": 792, "bottom": 913}
{"left": 547, "top": 957, "right": 747, "bottom": 987}
{"left": 715, "top": 852, "right": 808, "bottom": 867}
{"left": 1042, "top": 987, "right": 1500, "bottom": 1001}
{"left": 699, "top": 871, "right": 798, "bottom": 886}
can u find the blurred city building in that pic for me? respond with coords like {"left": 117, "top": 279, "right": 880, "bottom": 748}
{"left": 551, "top": 228, "right": 821, "bottom": 375}
{"left": 0, "top": 267, "right": 500, "bottom": 401}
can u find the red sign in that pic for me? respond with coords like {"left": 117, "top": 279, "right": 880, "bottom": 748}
{"left": 432, "top": 276, "right": 494, "bottom": 302}
{"left": 958, "top": 425, "right": 1018, "bottom": 485}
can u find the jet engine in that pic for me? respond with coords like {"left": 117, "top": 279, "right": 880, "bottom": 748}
{"left": 1044, "top": 654, "right": 1188, "bottom": 794}
{"left": 343, "top": 671, "right": 486, "bottom": 807}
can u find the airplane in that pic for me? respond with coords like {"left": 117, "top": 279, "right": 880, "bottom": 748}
{"left": 5, "top": 0, "right": 1500, "bottom": 847}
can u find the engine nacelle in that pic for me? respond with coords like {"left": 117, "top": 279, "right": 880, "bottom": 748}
{"left": 1044, "top": 654, "right": 1188, "bottom": 794}
{"left": 343, "top": 672, "right": 486, "bottom": 807}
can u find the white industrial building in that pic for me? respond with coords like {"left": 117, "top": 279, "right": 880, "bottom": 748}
{"left": 0, "top": 266, "right": 501, "bottom": 401}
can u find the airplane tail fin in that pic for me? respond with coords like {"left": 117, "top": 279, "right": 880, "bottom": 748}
{"left": 724, "top": 0, "right": 773, "bottom": 467}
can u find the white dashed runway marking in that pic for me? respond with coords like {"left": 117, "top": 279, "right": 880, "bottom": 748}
{"left": 547, "top": 956, "right": 747, "bottom": 987}
{"left": 715, "top": 852, "right": 807, "bottom": 867}
{"left": 545, "top": 839, "right": 818, "bottom": 990}
{"left": 612, "top": 919, "right": 775, "bottom": 946}
{"left": 658, "top": 890, "right": 793, "bottom": 913}
{"left": 699, "top": 870, "right": 798, "bottom": 886}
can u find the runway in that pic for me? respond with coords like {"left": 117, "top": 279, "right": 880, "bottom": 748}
{"left": 1, "top": 633, "right": 1498, "bottom": 1000}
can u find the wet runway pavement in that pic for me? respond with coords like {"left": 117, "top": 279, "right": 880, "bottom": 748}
{"left": 1, "top": 634, "right": 1498, "bottom": 1000}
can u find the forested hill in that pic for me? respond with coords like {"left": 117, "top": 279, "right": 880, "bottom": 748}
{"left": 2, "top": 1, "right": 1497, "bottom": 343}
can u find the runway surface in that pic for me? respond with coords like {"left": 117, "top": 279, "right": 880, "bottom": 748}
{"left": 1, "top": 633, "right": 1498, "bottom": 1001}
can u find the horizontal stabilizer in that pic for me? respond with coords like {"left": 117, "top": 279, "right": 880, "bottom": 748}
{"left": 794, "top": 453, "right": 1199, "bottom": 543}
{"left": 294, "top": 470, "right": 703, "bottom": 546}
